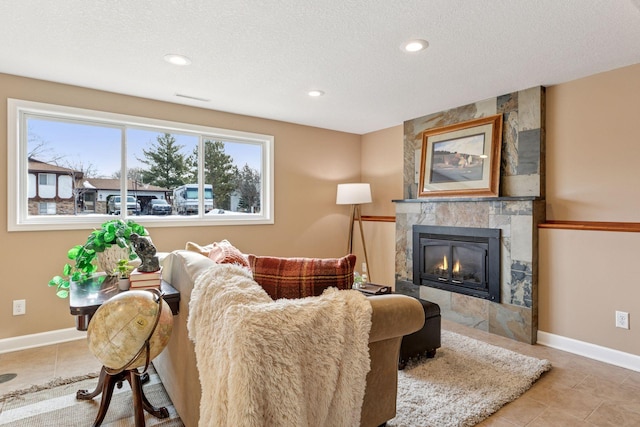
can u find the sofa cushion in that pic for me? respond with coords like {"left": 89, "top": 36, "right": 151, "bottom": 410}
{"left": 247, "top": 254, "right": 356, "bottom": 299}
{"left": 208, "top": 240, "right": 250, "bottom": 268}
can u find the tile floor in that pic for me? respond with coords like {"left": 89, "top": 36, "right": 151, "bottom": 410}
{"left": 1, "top": 320, "right": 639, "bottom": 426}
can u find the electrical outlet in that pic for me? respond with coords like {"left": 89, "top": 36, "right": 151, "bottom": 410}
{"left": 13, "top": 299, "right": 26, "bottom": 316}
{"left": 615, "top": 311, "right": 629, "bottom": 329}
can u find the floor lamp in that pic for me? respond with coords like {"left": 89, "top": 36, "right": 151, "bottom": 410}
{"left": 336, "top": 183, "right": 372, "bottom": 282}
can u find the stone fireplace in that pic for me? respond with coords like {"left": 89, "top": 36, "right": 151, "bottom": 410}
{"left": 395, "top": 87, "right": 546, "bottom": 344}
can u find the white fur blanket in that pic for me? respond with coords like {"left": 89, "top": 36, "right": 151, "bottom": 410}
{"left": 187, "top": 263, "right": 372, "bottom": 427}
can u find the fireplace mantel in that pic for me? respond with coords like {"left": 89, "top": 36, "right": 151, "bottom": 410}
{"left": 394, "top": 196, "right": 540, "bottom": 203}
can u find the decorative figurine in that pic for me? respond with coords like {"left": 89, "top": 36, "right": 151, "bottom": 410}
{"left": 130, "top": 233, "right": 160, "bottom": 272}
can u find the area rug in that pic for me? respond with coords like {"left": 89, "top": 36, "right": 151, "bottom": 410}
{"left": 0, "top": 366, "right": 183, "bottom": 426}
{"left": 388, "top": 330, "right": 552, "bottom": 427}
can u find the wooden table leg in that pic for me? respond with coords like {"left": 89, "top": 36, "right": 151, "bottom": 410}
{"left": 90, "top": 370, "right": 124, "bottom": 427}
{"left": 77, "top": 367, "right": 169, "bottom": 427}
{"left": 76, "top": 366, "right": 108, "bottom": 400}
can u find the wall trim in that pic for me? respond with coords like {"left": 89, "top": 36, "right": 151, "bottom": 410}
{"left": 537, "top": 330, "right": 640, "bottom": 373}
{"left": 0, "top": 328, "right": 86, "bottom": 354}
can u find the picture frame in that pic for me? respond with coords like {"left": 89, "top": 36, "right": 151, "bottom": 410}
{"left": 418, "top": 114, "right": 503, "bottom": 198}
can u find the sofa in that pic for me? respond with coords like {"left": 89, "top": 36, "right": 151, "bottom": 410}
{"left": 153, "top": 249, "right": 425, "bottom": 427}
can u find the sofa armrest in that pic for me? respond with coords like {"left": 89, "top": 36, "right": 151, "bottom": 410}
{"left": 368, "top": 294, "right": 425, "bottom": 343}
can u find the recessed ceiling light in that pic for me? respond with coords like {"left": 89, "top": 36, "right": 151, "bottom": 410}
{"left": 402, "top": 39, "right": 429, "bottom": 53}
{"left": 308, "top": 90, "right": 325, "bottom": 97}
{"left": 164, "top": 54, "right": 192, "bottom": 66}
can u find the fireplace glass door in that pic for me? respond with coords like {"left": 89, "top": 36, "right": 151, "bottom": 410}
{"left": 422, "top": 239, "right": 487, "bottom": 289}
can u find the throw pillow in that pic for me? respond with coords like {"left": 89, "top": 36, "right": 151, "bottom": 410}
{"left": 247, "top": 254, "right": 356, "bottom": 299}
{"left": 185, "top": 241, "right": 214, "bottom": 256}
{"left": 208, "top": 240, "right": 250, "bottom": 268}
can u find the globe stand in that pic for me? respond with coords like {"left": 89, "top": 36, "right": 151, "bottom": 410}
{"left": 77, "top": 366, "right": 168, "bottom": 427}
{"left": 79, "top": 289, "right": 172, "bottom": 427}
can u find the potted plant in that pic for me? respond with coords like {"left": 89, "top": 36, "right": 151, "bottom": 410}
{"left": 48, "top": 219, "right": 148, "bottom": 298}
{"left": 115, "top": 258, "right": 135, "bottom": 291}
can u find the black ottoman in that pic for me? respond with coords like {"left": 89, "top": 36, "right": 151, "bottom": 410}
{"left": 398, "top": 298, "right": 441, "bottom": 370}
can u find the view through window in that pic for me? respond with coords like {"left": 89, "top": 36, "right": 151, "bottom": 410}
{"left": 8, "top": 99, "right": 274, "bottom": 230}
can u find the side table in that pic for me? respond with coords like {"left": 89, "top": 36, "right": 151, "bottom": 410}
{"left": 70, "top": 275, "right": 180, "bottom": 331}
{"left": 69, "top": 275, "right": 180, "bottom": 427}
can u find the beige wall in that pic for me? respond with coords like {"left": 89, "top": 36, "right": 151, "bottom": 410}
{"left": 359, "top": 125, "right": 403, "bottom": 287}
{"left": 0, "top": 73, "right": 361, "bottom": 340}
{"left": 541, "top": 63, "right": 640, "bottom": 355}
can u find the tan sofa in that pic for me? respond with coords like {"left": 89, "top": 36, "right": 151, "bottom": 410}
{"left": 153, "top": 250, "right": 424, "bottom": 427}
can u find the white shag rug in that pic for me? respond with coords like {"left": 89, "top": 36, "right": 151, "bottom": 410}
{"left": 389, "top": 330, "right": 552, "bottom": 427}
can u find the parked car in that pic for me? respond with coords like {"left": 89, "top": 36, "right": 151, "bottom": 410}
{"left": 145, "top": 199, "right": 172, "bottom": 215}
{"left": 107, "top": 195, "right": 140, "bottom": 215}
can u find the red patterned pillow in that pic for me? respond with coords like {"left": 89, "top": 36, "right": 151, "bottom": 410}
{"left": 247, "top": 254, "right": 356, "bottom": 299}
{"left": 207, "top": 240, "right": 250, "bottom": 268}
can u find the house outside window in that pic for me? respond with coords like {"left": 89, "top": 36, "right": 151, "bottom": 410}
{"left": 8, "top": 99, "right": 274, "bottom": 231}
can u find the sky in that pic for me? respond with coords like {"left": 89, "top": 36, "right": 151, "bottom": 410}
{"left": 27, "top": 117, "right": 262, "bottom": 179}
{"left": 433, "top": 133, "right": 485, "bottom": 156}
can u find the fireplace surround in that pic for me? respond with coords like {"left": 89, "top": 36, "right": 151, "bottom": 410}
{"left": 395, "top": 86, "right": 546, "bottom": 344}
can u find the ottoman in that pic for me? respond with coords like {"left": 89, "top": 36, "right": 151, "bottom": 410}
{"left": 398, "top": 298, "right": 441, "bottom": 370}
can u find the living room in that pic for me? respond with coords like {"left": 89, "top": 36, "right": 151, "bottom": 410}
{"left": 1, "top": 1, "right": 640, "bottom": 425}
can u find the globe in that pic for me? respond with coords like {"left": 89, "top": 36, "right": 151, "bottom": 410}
{"left": 87, "top": 289, "right": 173, "bottom": 372}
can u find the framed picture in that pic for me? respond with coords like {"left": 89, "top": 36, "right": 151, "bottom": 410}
{"left": 418, "top": 114, "right": 503, "bottom": 198}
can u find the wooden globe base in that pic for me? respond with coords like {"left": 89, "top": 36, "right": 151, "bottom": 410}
{"left": 77, "top": 366, "right": 169, "bottom": 427}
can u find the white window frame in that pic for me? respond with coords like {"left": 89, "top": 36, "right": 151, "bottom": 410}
{"left": 7, "top": 99, "right": 274, "bottom": 231}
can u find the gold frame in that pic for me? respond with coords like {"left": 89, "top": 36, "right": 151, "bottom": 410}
{"left": 418, "top": 114, "right": 503, "bottom": 198}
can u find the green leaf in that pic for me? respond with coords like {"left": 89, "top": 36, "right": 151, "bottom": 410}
{"left": 67, "top": 245, "right": 82, "bottom": 260}
{"left": 63, "top": 263, "right": 72, "bottom": 276}
{"left": 48, "top": 276, "right": 63, "bottom": 287}
{"left": 104, "top": 231, "right": 116, "bottom": 243}
{"left": 56, "top": 289, "right": 69, "bottom": 298}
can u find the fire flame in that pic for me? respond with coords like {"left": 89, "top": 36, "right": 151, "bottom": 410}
{"left": 453, "top": 260, "right": 460, "bottom": 273}
{"left": 442, "top": 255, "right": 448, "bottom": 270}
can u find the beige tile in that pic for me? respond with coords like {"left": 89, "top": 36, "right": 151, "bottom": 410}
{"left": 622, "top": 370, "right": 640, "bottom": 389}
{"left": 476, "top": 415, "right": 520, "bottom": 426}
{"left": 526, "top": 383, "right": 603, "bottom": 420}
{"left": 527, "top": 406, "right": 593, "bottom": 426}
{"left": 0, "top": 345, "right": 57, "bottom": 394}
{"left": 574, "top": 374, "right": 640, "bottom": 404}
{"left": 586, "top": 401, "right": 640, "bottom": 427}
{"left": 493, "top": 396, "right": 548, "bottom": 426}
{"left": 54, "top": 339, "right": 102, "bottom": 378}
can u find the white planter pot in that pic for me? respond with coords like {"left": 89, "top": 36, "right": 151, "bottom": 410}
{"left": 118, "top": 278, "right": 131, "bottom": 291}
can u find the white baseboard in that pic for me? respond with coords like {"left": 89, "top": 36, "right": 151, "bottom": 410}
{"left": 0, "top": 328, "right": 86, "bottom": 354}
{"left": 537, "top": 330, "right": 640, "bottom": 372}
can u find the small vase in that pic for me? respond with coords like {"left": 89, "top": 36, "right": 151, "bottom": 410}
{"left": 118, "top": 277, "right": 130, "bottom": 291}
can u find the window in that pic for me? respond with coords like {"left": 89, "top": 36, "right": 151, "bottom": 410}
{"left": 39, "top": 202, "right": 56, "bottom": 215}
{"left": 38, "top": 173, "right": 56, "bottom": 198}
{"left": 8, "top": 99, "right": 274, "bottom": 231}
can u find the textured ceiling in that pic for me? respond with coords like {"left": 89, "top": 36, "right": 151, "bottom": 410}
{"left": 1, "top": 0, "right": 639, "bottom": 134}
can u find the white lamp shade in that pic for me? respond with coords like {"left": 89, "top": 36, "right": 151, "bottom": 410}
{"left": 336, "top": 183, "right": 372, "bottom": 205}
